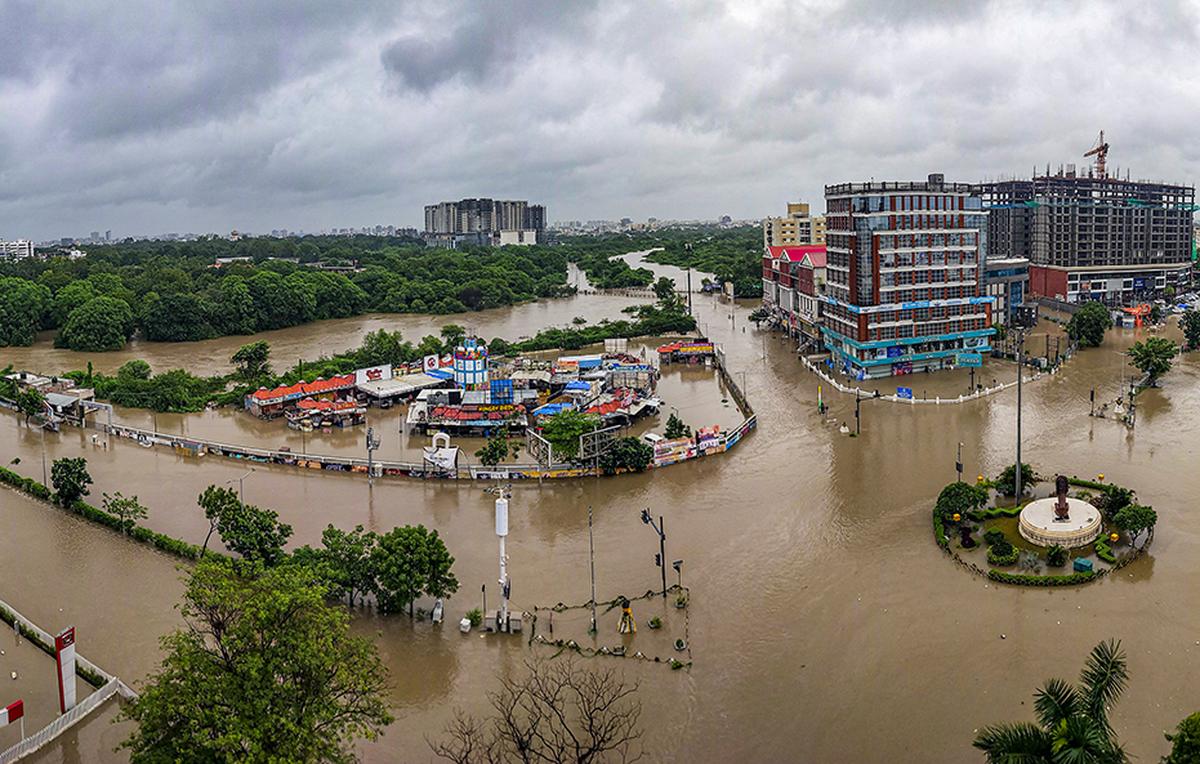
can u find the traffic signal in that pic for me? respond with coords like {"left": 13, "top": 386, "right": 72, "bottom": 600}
{"left": 654, "top": 553, "right": 662, "bottom": 567}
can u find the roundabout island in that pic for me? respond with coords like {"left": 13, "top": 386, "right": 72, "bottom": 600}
{"left": 932, "top": 468, "right": 1157, "bottom": 587}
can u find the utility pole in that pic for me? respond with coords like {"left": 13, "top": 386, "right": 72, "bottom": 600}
{"left": 228, "top": 468, "right": 255, "bottom": 505}
{"left": 41, "top": 425, "right": 47, "bottom": 487}
{"left": 366, "top": 426, "right": 380, "bottom": 485}
{"left": 956, "top": 442, "right": 964, "bottom": 483}
{"left": 640, "top": 508, "right": 667, "bottom": 598}
{"left": 588, "top": 505, "right": 597, "bottom": 634}
{"left": 495, "top": 487, "right": 512, "bottom": 632}
{"left": 855, "top": 389, "right": 861, "bottom": 435}
{"left": 1015, "top": 327, "right": 1024, "bottom": 499}
{"left": 684, "top": 243, "right": 694, "bottom": 317}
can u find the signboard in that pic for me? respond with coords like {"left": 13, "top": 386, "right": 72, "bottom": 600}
{"left": 886, "top": 346, "right": 904, "bottom": 359}
{"left": 0, "top": 699, "right": 23, "bottom": 728}
{"left": 423, "top": 354, "right": 439, "bottom": 373}
{"left": 677, "top": 343, "right": 714, "bottom": 355}
{"left": 55, "top": 626, "right": 77, "bottom": 713}
{"left": 957, "top": 352, "right": 983, "bottom": 368}
{"left": 354, "top": 365, "right": 393, "bottom": 385}
{"left": 896, "top": 387, "right": 913, "bottom": 399}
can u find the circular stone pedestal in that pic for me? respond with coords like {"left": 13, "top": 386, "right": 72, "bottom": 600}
{"left": 1018, "top": 497, "right": 1102, "bottom": 548}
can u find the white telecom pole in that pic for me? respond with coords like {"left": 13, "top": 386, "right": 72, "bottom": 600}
{"left": 495, "top": 491, "right": 510, "bottom": 632}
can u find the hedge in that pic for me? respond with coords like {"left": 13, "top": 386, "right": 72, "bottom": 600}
{"left": 1, "top": 466, "right": 211, "bottom": 562}
{"left": 1094, "top": 537, "right": 1117, "bottom": 564}
{"left": 987, "top": 569, "right": 1099, "bottom": 587}
{"left": 932, "top": 511, "right": 949, "bottom": 549}
{"left": 1067, "top": 476, "right": 1110, "bottom": 491}
{"left": 976, "top": 504, "right": 1023, "bottom": 519}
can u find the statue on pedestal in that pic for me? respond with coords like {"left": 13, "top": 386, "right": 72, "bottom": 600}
{"left": 1054, "top": 474, "right": 1070, "bottom": 521}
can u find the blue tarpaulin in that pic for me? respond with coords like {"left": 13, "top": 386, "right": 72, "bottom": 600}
{"left": 564, "top": 381, "right": 590, "bottom": 391}
{"left": 534, "top": 402, "right": 575, "bottom": 415}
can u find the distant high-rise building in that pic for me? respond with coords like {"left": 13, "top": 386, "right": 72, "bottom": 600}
{"left": 0, "top": 239, "right": 35, "bottom": 260}
{"left": 822, "top": 174, "right": 993, "bottom": 379}
{"left": 978, "top": 171, "right": 1194, "bottom": 303}
{"left": 424, "top": 198, "right": 546, "bottom": 247}
{"left": 763, "top": 203, "right": 823, "bottom": 248}
{"left": 104, "top": 230, "right": 111, "bottom": 242}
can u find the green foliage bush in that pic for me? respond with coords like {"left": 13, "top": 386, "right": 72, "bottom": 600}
{"left": 1094, "top": 537, "right": 1117, "bottom": 564}
{"left": 935, "top": 481, "right": 988, "bottom": 521}
{"left": 987, "top": 569, "right": 1099, "bottom": 586}
{"left": 987, "top": 544, "right": 1020, "bottom": 566}
{"left": 1065, "top": 300, "right": 1112, "bottom": 348}
{"left": 984, "top": 528, "right": 1007, "bottom": 546}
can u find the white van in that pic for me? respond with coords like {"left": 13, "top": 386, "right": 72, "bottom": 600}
{"left": 642, "top": 433, "right": 665, "bottom": 447}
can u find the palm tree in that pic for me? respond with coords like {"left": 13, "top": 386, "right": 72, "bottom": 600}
{"left": 973, "top": 640, "right": 1130, "bottom": 763}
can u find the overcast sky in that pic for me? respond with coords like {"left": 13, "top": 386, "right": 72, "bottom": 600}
{"left": 1, "top": 0, "right": 1197, "bottom": 240}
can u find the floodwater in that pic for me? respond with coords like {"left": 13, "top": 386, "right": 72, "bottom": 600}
{"left": 3, "top": 269, "right": 1200, "bottom": 762}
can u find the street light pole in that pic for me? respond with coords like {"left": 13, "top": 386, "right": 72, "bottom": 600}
{"left": 588, "top": 505, "right": 597, "bottom": 634}
{"left": 1015, "top": 327, "right": 1024, "bottom": 499}
{"left": 956, "top": 442, "right": 964, "bottom": 483}
{"left": 366, "top": 426, "right": 380, "bottom": 485}
{"left": 228, "top": 468, "right": 255, "bottom": 505}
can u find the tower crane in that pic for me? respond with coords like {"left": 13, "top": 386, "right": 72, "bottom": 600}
{"left": 1084, "top": 130, "right": 1109, "bottom": 178}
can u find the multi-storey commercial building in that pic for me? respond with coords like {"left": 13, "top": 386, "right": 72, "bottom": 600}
{"left": 979, "top": 173, "right": 1195, "bottom": 303}
{"left": 424, "top": 198, "right": 546, "bottom": 247}
{"left": 761, "top": 244, "right": 827, "bottom": 345}
{"left": 983, "top": 257, "right": 1030, "bottom": 326}
{"left": 763, "top": 202, "right": 823, "bottom": 249}
{"left": 0, "top": 240, "right": 34, "bottom": 261}
{"left": 822, "top": 175, "right": 994, "bottom": 379}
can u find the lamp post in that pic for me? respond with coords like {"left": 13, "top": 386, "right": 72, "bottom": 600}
{"left": 588, "top": 505, "right": 597, "bottom": 634}
{"left": 366, "top": 426, "right": 380, "bottom": 485}
{"left": 227, "top": 468, "right": 255, "bottom": 505}
{"left": 672, "top": 559, "right": 683, "bottom": 592}
{"left": 684, "top": 243, "right": 694, "bottom": 317}
{"left": 639, "top": 508, "right": 667, "bottom": 598}
{"left": 956, "top": 442, "right": 964, "bottom": 483}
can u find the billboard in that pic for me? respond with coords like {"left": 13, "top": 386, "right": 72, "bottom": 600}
{"left": 423, "top": 354, "right": 439, "bottom": 372}
{"left": 55, "top": 626, "right": 76, "bottom": 713}
{"left": 956, "top": 352, "right": 983, "bottom": 368}
{"left": 897, "top": 387, "right": 913, "bottom": 399}
{"left": 354, "top": 365, "right": 393, "bottom": 385}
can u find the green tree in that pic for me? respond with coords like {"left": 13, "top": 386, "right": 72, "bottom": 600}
{"left": 210, "top": 275, "right": 258, "bottom": 335}
{"left": 51, "top": 457, "right": 92, "bottom": 504}
{"left": 1127, "top": 336, "right": 1178, "bottom": 385}
{"left": 50, "top": 280, "right": 97, "bottom": 327}
{"left": 440, "top": 323, "right": 466, "bottom": 351}
{"left": 934, "top": 480, "right": 988, "bottom": 521}
{"left": 318, "top": 524, "right": 378, "bottom": 608}
{"left": 215, "top": 500, "right": 293, "bottom": 567}
{"left": 355, "top": 329, "right": 415, "bottom": 368}
{"left": 139, "top": 292, "right": 216, "bottom": 342}
{"left": 1179, "top": 311, "right": 1200, "bottom": 351}
{"left": 749, "top": 307, "right": 770, "bottom": 327}
{"left": 56, "top": 295, "right": 135, "bottom": 351}
{"left": 1046, "top": 544, "right": 1068, "bottom": 567}
{"left": 475, "top": 434, "right": 519, "bottom": 467}
{"left": 198, "top": 485, "right": 240, "bottom": 555}
{"left": 539, "top": 410, "right": 600, "bottom": 462}
{"left": 231, "top": 340, "right": 273, "bottom": 381}
{"left": 102, "top": 491, "right": 148, "bottom": 534}
{"left": 1112, "top": 504, "right": 1157, "bottom": 547}
{"left": 120, "top": 560, "right": 392, "bottom": 763}
{"left": 1066, "top": 301, "right": 1113, "bottom": 348}
{"left": 652, "top": 276, "right": 677, "bottom": 303}
{"left": 996, "top": 463, "right": 1037, "bottom": 497}
{"left": 973, "top": 639, "right": 1130, "bottom": 764}
{"left": 598, "top": 437, "right": 653, "bottom": 475}
{"left": 664, "top": 412, "right": 691, "bottom": 439}
{"left": 15, "top": 387, "right": 45, "bottom": 426}
{"left": 0, "top": 277, "right": 52, "bottom": 346}
{"left": 1163, "top": 712, "right": 1200, "bottom": 764}
{"left": 372, "top": 525, "right": 458, "bottom": 616}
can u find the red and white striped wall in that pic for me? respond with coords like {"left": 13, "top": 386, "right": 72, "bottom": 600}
{"left": 0, "top": 699, "right": 23, "bottom": 727}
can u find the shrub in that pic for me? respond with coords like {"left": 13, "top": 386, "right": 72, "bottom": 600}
{"left": 932, "top": 510, "right": 949, "bottom": 549}
{"left": 995, "top": 463, "right": 1037, "bottom": 497}
{"left": 1094, "top": 537, "right": 1117, "bottom": 564}
{"left": 984, "top": 528, "right": 1007, "bottom": 546}
{"left": 987, "top": 544, "right": 1020, "bottom": 566}
{"left": 1046, "top": 544, "right": 1068, "bottom": 567}
{"left": 935, "top": 481, "right": 988, "bottom": 521}
{"left": 466, "top": 608, "right": 483, "bottom": 628}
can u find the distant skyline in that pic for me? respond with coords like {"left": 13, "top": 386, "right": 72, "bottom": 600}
{"left": 2, "top": 0, "right": 1198, "bottom": 240}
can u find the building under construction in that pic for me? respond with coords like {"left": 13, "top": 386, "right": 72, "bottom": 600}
{"left": 978, "top": 135, "right": 1195, "bottom": 304}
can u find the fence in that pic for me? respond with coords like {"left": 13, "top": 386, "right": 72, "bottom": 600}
{"left": 0, "top": 595, "right": 135, "bottom": 763}
{"left": 800, "top": 356, "right": 1061, "bottom": 406}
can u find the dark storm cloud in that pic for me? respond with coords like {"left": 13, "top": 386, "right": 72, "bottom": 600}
{"left": 0, "top": 0, "right": 1198, "bottom": 240}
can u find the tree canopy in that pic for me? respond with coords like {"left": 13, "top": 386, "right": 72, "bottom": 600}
{"left": 50, "top": 457, "right": 92, "bottom": 504}
{"left": 120, "top": 560, "right": 392, "bottom": 763}
{"left": 1127, "top": 337, "right": 1178, "bottom": 385}
{"left": 1179, "top": 311, "right": 1200, "bottom": 352}
{"left": 539, "top": 410, "right": 601, "bottom": 462}
{"left": 56, "top": 295, "right": 135, "bottom": 351}
{"left": 1066, "top": 301, "right": 1113, "bottom": 348}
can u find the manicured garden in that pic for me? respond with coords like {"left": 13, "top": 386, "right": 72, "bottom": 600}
{"left": 931, "top": 465, "right": 1156, "bottom": 587}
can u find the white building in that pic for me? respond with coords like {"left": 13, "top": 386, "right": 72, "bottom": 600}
{"left": 0, "top": 240, "right": 35, "bottom": 260}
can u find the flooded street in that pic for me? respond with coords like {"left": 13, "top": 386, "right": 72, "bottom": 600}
{"left": 3, "top": 271, "right": 1200, "bottom": 762}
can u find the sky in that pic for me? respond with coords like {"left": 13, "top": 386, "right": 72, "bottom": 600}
{"left": 1, "top": 0, "right": 1198, "bottom": 240}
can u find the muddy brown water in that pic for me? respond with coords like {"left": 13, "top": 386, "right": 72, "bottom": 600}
{"left": 3, "top": 276, "right": 1199, "bottom": 762}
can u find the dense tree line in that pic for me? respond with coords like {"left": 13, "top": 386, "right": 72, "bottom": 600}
{"left": 0, "top": 235, "right": 574, "bottom": 351}
{"left": 643, "top": 226, "right": 763, "bottom": 297}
